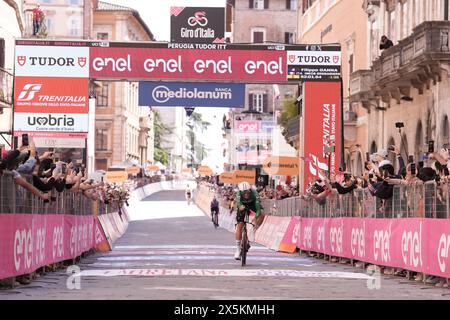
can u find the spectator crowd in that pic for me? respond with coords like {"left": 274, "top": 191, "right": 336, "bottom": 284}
{"left": 0, "top": 138, "right": 131, "bottom": 215}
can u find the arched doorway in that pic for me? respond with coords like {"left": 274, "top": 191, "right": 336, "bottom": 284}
{"left": 387, "top": 136, "right": 396, "bottom": 170}
{"left": 346, "top": 151, "right": 352, "bottom": 173}
{"left": 400, "top": 133, "right": 409, "bottom": 159}
{"left": 370, "top": 141, "right": 377, "bottom": 154}
{"left": 442, "top": 115, "right": 449, "bottom": 147}
{"left": 415, "top": 121, "right": 424, "bottom": 161}
{"left": 356, "top": 151, "right": 363, "bottom": 176}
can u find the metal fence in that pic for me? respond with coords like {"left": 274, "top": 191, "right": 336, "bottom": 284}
{"left": 0, "top": 172, "right": 94, "bottom": 215}
{"left": 202, "top": 181, "right": 450, "bottom": 219}
{"left": 261, "top": 181, "right": 450, "bottom": 219}
{"left": 1, "top": 172, "right": 177, "bottom": 215}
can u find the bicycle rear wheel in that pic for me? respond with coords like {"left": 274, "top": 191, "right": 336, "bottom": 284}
{"left": 214, "top": 212, "right": 219, "bottom": 228}
{"left": 241, "top": 227, "right": 248, "bottom": 267}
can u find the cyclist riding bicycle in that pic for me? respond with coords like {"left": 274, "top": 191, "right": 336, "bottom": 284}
{"left": 210, "top": 196, "right": 219, "bottom": 227}
{"left": 234, "top": 181, "right": 261, "bottom": 260}
{"left": 185, "top": 184, "right": 193, "bottom": 205}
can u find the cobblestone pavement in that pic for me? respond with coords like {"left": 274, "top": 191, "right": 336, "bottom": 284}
{"left": 1, "top": 190, "right": 450, "bottom": 300}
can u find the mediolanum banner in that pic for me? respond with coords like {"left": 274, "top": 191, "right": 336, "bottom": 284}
{"left": 138, "top": 82, "right": 245, "bottom": 108}
{"left": 170, "top": 7, "right": 225, "bottom": 44}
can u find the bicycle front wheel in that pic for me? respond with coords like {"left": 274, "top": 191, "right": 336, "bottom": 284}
{"left": 241, "top": 228, "right": 248, "bottom": 267}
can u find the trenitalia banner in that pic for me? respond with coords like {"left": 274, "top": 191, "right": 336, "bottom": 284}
{"left": 14, "top": 77, "right": 89, "bottom": 114}
{"left": 303, "top": 82, "right": 341, "bottom": 190}
{"left": 13, "top": 76, "right": 89, "bottom": 134}
{"left": 138, "top": 82, "right": 245, "bottom": 107}
{"left": 15, "top": 40, "right": 341, "bottom": 82}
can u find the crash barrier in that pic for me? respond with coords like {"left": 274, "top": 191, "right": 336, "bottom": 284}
{"left": 196, "top": 185, "right": 450, "bottom": 280}
{"left": 260, "top": 181, "right": 450, "bottom": 219}
{"left": 0, "top": 172, "right": 173, "bottom": 281}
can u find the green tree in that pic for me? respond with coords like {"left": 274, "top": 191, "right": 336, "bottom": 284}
{"left": 186, "top": 112, "right": 211, "bottom": 167}
{"left": 153, "top": 110, "right": 172, "bottom": 166}
{"left": 280, "top": 97, "right": 298, "bottom": 128}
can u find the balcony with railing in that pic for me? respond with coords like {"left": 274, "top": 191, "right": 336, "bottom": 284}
{"left": 349, "top": 69, "right": 374, "bottom": 109}
{"left": 0, "top": 67, "right": 13, "bottom": 108}
{"left": 343, "top": 111, "right": 357, "bottom": 142}
{"left": 285, "top": 114, "right": 300, "bottom": 141}
{"left": 372, "top": 21, "right": 450, "bottom": 103}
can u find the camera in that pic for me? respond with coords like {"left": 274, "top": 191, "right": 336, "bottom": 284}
{"left": 22, "top": 134, "right": 29, "bottom": 147}
{"left": 410, "top": 163, "right": 416, "bottom": 175}
{"left": 395, "top": 122, "right": 404, "bottom": 129}
{"left": 428, "top": 140, "right": 435, "bottom": 153}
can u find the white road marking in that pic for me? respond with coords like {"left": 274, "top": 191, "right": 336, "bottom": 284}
{"left": 79, "top": 268, "right": 373, "bottom": 279}
{"left": 114, "top": 245, "right": 270, "bottom": 250}
{"left": 143, "top": 287, "right": 230, "bottom": 292}
{"left": 98, "top": 255, "right": 314, "bottom": 263}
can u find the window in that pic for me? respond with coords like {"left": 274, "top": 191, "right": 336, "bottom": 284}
{"left": 388, "top": 10, "right": 396, "bottom": 43}
{"left": 251, "top": 28, "right": 265, "bottom": 43}
{"left": 285, "top": 32, "right": 295, "bottom": 44}
{"left": 68, "top": 0, "right": 82, "bottom": 5}
{"left": 97, "top": 32, "right": 108, "bottom": 40}
{"left": 96, "top": 82, "right": 109, "bottom": 107}
{"left": 349, "top": 54, "right": 354, "bottom": 74}
{"left": 302, "top": 0, "right": 316, "bottom": 13}
{"left": 96, "top": 129, "right": 108, "bottom": 151}
{"left": 402, "top": 2, "right": 408, "bottom": 38}
{"left": 69, "top": 19, "right": 81, "bottom": 36}
{"left": 95, "top": 159, "right": 108, "bottom": 171}
{"left": 249, "top": 93, "right": 267, "bottom": 113}
{"left": 287, "top": 0, "right": 297, "bottom": 10}
{"left": 44, "top": 18, "right": 52, "bottom": 34}
{"left": 250, "top": 0, "right": 266, "bottom": 9}
{"left": 0, "top": 38, "right": 4, "bottom": 69}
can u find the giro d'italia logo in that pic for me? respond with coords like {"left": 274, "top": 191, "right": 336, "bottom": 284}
{"left": 188, "top": 11, "right": 208, "bottom": 27}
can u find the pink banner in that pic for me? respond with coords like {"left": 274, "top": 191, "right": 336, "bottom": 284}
{"left": 279, "top": 216, "right": 300, "bottom": 253}
{"left": 254, "top": 216, "right": 291, "bottom": 250}
{"left": 294, "top": 217, "right": 450, "bottom": 278}
{"left": 0, "top": 214, "right": 94, "bottom": 280}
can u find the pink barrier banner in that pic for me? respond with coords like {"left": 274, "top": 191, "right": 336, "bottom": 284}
{"left": 0, "top": 214, "right": 94, "bottom": 280}
{"left": 254, "top": 215, "right": 290, "bottom": 250}
{"left": 94, "top": 217, "right": 110, "bottom": 252}
{"left": 295, "top": 217, "right": 450, "bottom": 278}
{"left": 279, "top": 216, "right": 300, "bottom": 253}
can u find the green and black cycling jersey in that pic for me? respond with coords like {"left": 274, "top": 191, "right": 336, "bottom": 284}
{"left": 236, "top": 189, "right": 261, "bottom": 218}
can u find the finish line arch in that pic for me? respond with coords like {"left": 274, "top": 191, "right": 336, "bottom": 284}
{"left": 13, "top": 39, "right": 343, "bottom": 190}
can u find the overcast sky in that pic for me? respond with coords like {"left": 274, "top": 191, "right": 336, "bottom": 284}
{"left": 107, "top": 0, "right": 226, "bottom": 41}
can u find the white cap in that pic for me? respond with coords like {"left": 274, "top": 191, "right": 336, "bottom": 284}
{"left": 373, "top": 149, "right": 389, "bottom": 159}
{"left": 378, "top": 159, "right": 392, "bottom": 168}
